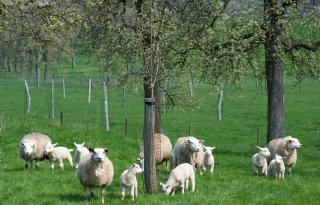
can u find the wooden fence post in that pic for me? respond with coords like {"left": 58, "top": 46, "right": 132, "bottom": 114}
{"left": 189, "top": 124, "right": 192, "bottom": 136}
{"left": 103, "top": 82, "right": 110, "bottom": 131}
{"left": 50, "top": 79, "right": 54, "bottom": 119}
{"left": 124, "top": 118, "right": 128, "bottom": 135}
{"left": 60, "top": 112, "right": 64, "bottom": 126}
{"left": 217, "top": 91, "right": 223, "bottom": 122}
{"left": 24, "top": 79, "right": 31, "bottom": 114}
{"left": 143, "top": 98, "right": 157, "bottom": 193}
{"left": 123, "top": 86, "right": 126, "bottom": 108}
{"left": 62, "top": 78, "right": 65, "bottom": 99}
{"left": 88, "top": 78, "right": 92, "bottom": 103}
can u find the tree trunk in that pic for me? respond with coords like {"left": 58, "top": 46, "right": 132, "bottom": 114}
{"left": 21, "top": 53, "right": 26, "bottom": 80}
{"left": 43, "top": 46, "right": 49, "bottom": 81}
{"left": 35, "top": 53, "right": 41, "bottom": 88}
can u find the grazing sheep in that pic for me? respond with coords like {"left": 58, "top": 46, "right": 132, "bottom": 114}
{"left": 120, "top": 163, "right": 143, "bottom": 201}
{"left": 74, "top": 142, "right": 90, "bottom": 169}
{"left": 138, "top": 133, "right": 172, "bottom": 172}
{"left": 45, "top": 144, "right": 74, "bottom": 170}
{"left": 251, "top": 146, "right": 271, "bottom": 176}
{"left": 171, "top": 136, "right": 204, "bottom": 174}
{"left": 268, "top": 136, "right": 302, "bottom": 175}
{"left": 268, "top": 154, "right": 285, "bottom": 180}
{"left": 201, "top": 145, "right": 216, "bottom": 175}
{"left": 19, "top": 132, "right": 52, "bottom": 169}
{"left": 77, "top": 148, "right": 114, "bottom": 204}
{"left": 160, "top": 163, "right": 196, "bottom": 195}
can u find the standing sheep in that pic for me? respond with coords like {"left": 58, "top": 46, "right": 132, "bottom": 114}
{"left": 267, "top": 136, "right": 302, "bottom": 175}
{"left": 251, "top": 146, "right": 271, "bottom": 176}
{"left": 74, "top": 142, "right": 90, "bottom": 169}
{"left": 201, "top": 145, "right": 216, "bottom": 175}
{"left": 268, "top": 154, "right": 285, "bottom": 180}
{"left": 119, "top": 163, "right": 143, "bottom": 201}
{"left": 160, "top": 163, "right": 196, "bottom": 195}
{"left": 171, "top": 136, "right": 204, "bottom": 174}
{"left": 19, "top": 132, "right": 52, "bottom": 169}
{"left": 77, "top": 147, "right": 114, "bottom": 204}
{"left": 138, "top": 133, "right": 172, "bottom": 172}
{"left": 45, "top": 143, "right": 74, "bottom": 170}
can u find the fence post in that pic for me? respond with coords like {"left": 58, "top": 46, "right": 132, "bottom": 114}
{"left": 24, "top": 79, "right": 31, "bottom": 114}
{"left": 189, "top": 124, "right": 192, "bottom": 136}
{"left": 60, "top": 112, "right": 64, "bottom": 126}
{"left": 143, "top": 98, "right": 157, "bottom": 193}
{"left": 62, "top": 78, "right": 65, "bottom": 99}
{"left": 50, "top": 79, "right": 54, "bottom": 119}
{"left": 124, "top": 118, "right": 128, "bottom": 135}
{"left": 103, "top": 82, "right": 110, "bottom": 131}
{"left": 217, "top": 91, "right": 223, "bottom": 122}
{"left": 88, "top": 78, "right": 92, "bottom": 103}
{"left": 122, "top": 86, "right": 126, "bottom": 108}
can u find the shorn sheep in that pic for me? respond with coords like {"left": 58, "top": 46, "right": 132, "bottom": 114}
{"left": 19, "top": 132, "right": 52, "bottom": 169}
{"left": 268, "top": 136, "right": 302, "bottom": 175}
{"left": 201, "top": 145, "right": 216, "bottom": 175}
{"left": 74, "top": 142, "right": 90, "bottom": 169}
{"left": 77, "top": 148, "right": 114, "bottom": 204}
{"left": 251, "top": 146, "right": 271, "bottom": 176}
{"left": 268, "top": 154, "right": 285, "bottom": 180}
{"left": 119, "top": 163, "right": 143, "bottom": 201}
{"left": 171, "top": 136, "right": 204, "bottom": 174}
{"left": 45, "top": 143, "right": 74, "bottom": 170}
{"left": 160, "top": 163, "right": 196, "bottom": 195}
{"left": 138, "top": 133, "right": 172, "bottom": 172}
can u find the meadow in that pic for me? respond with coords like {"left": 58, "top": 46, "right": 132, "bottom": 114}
{"left": 0, "top": 71, "right": 320, "bottom": 205}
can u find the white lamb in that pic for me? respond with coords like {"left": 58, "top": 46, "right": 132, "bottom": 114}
{"left": 160, "top": 163, "right": 196, "bottom": 195}
{"left": 268, "top": 136, "right": 302, "bottom": 175}
{"left": 201, "top": 145, "right": 216, "bottom": 175}
{"left": 45, "top": 143, "right": 74, "bottom": 170}
{"left": 74, "top": 142, "right": 90, "bottom": 169}
{"left": 119, "top": 163, "right": 143, "bottom": 201}
{"left": 19, "top": 132, "right": 52, "bottom": 169}
{"left": 268, "top": 154, "right": 285, "bottom": 180}
{"left": 251, "top": 146, "right": 271, "bottom": 176}
{"left": 171, "top": 136, "right": 204, "bottom": 174}
{"left": 77, "top": 147, "right": 114, "bottom": 204}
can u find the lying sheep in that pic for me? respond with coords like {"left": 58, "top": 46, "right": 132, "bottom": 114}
{"left": 201, "top": 145, "right": 215, "bottom": 175}
{"left": 268, "top": 154, "right": 285, "bottom": 180}
{"left": 160, "top": 163, "right": 196, "bottom": 195}
{"left": 74, "top": 142, "right": 90, "bottom": 169}
{"left": 138, "top": 133, "right": 172, "bottom": 172}
{"left": 77, "top": 147, "right": 114, "bottom": 204}
{"left": 268, "top": 136, "right": 302, "bottom": 175}
{"left": 45, "top": 143, "right": 74, "bottom": 170}
{"left": 171, "top": 136, "right": 204, "bottom": 174}
{"left": 120, "top": 163, "right": 143, "bottom": 201}
{"left": 19, "top": 132, "right": 52, "bottom": 169}
{"left": 251, "top": 146, "right": 270, "bottom": 176}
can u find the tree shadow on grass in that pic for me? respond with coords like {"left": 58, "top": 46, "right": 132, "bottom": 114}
{"left": 59, "top": 194, "right": 83, "bottom": 202}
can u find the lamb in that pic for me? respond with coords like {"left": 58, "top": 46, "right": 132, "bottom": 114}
{"left": 74, "top": 142, "right": 90, "bottom": 169}
{"left": 171, "top": 136, "right": 204, "bottom": 174}
{"left": 201, "top": 145, "right": 216, "bottom": 175}
{"left": 268, "top": 154, "right": 285, "bottom": 180}
{"left": 267, "top": 136, "right": 302, "bottom": 175}
{"left": 77, "top": 147, "right": 114, "bottom": 204}
{"left": 138, "top": 133, "right": 172, "bottom": 172}
{"left": 45, "top": 143, "right": 74, "bottom": 170}
{"left": 19, "top": 132, "right": 52, "bottom": 169}
{"left": 160, "top": 163, "right": 196, "bottom": 195}
{"left": 119, "top": 163, "right": 143, "bottom": 201}
{"left": 251, "top": 146, "right": 271, "bottom": 176}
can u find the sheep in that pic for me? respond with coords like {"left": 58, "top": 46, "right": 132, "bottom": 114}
{"left": 251, "top": 146, "right": 271, "bottom": 176}
{"left": 267, "top": 136, "right": 302, "bottom": 175}
{"left": 45, "top": 143, "right": 74, "bottom": 170}
{"left": 268, "top": 154, "right": 285, "bottom": 180}
{"left": 119, "top": 163, "right": 143, "bottom": 201}
{"left": 171, "top": 136, "right": 204, "bottom": 174}
{"left": 160, "top": 163, "right": 196, "bottom": 195}
{"left": 74, "top": 142, "right": 90, "bottom": 169}
{"left": 19, "top": 132, "right": 52, "bottom": 169}
{"left": 77, "top": 147, "right": 114, "bottom": 204}
{"left": 138, "top": 133, "right": 172, "bottom": 172}
{"left": 201, "top": 145, "right": 216, "bottom": 175}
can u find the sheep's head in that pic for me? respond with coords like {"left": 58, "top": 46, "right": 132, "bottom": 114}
{"left": 74, "top": 142, "right": 86, "bottom": 153}
{"left": 186, "top": 138, "right": 204, "bottom": 152}
{"left": 203, "top": 145, "right": 216, "bottom": 155}
{"left": 89, "top": 148, "right": 108, "bottom": 163}
{"left": 44, "top": 142, "right": 58, "bottom": 154}
{"left": 21, "top": 142, "right": 34, "bottom": 156}
{"left": 286, "top": 136, "right": 302, "bottom": 149}
{"left": 257, "top": 146, "right": 270, "bottom": 158}
{"left": 160, "top": 182, "right": 173, "bottom": 195}
{"left": 275, "top": 154, "right": 284, "bottom": 164}
{"left": 131, "top": 163, "right": 143, "bottom": 174}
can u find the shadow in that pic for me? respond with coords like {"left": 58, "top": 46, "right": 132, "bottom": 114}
{"left": 59, "top": 194, "right": 83, "bottom": 202}
{"left": 2, "top": 167, "right": 26, "bottom": 172}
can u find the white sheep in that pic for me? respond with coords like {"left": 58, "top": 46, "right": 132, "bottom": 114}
{"left": 201, "top": 145, "right": 215, "bottom": 175}
{"left": 119, "top": 163, "right": 143, "bottom": 201}
{"left": 171, "top": 136, "right": 204, "bottom": 174}
{"left": 74, "top": 142, "right": 90, "bottom": 169}
{"left": 19, "top": 132, "right": 52, "bottom": 169}
{"left": 160, "top": 163, "right": 196, "bottom": 195}
{"left": 251, "top": 146, "right": 271, "bottom": 176}
{"left": 45, "top": 143, "right": 74, "bottom": 170}
{"left": 268, "top": 154, "right": 285, "bottom": 180}
{"left": 268, "top": 136, "right": 302, "bottom": 175}
{"left": 77, "top": 147, "right": 114, "bottom": 204}
{"left": 138, "top": 133, "right": 172, "bottom": 172}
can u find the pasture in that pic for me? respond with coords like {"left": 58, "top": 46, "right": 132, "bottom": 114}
{"left": 0, "top": 73, "right": 320, "bottom": 205}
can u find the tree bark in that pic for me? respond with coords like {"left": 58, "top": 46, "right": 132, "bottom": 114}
{"left": 43, "top": 45, "right": 49, "bottom": 81}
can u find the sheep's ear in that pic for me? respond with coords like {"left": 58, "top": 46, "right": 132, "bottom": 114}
{"left": 211, "top": 147, "right": 216, "bottom": 150}
{"left": 52, "top": 143, "right": 58, "bottom": 147}
{"left": 73, "top": 142, "right": 78, "bottom": 147}
{"left": 104, "top": 148, "right": 109, "bottom": 153}
{"left": 81, "top": 142, "right": 85, "bottom": 147}
{"left": 160, "top": 182, "right": 164, "bottom": 187}
{"left": 199, "top": 140, "right": 205, "bottom": 144}
{"left": 20, "top": 143, "right": 25, "bottom": 147}
{"left": 257, "top": 146, "right": 262, "bottom": 150}
{"left": 89, "top": 148, "right": 94, "bottom": 152}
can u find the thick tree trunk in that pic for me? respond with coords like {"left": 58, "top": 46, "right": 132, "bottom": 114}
{"left": 43, "top": 46, "right": 49, "bottom": 81}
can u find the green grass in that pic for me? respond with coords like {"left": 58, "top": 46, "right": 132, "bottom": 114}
{"left": 0, "top": 73, "right": 320, "bottom": 205}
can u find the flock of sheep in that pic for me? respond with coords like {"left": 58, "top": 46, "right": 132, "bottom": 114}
{"left": 19, "top": 132, "right": 301, "bottom": 203}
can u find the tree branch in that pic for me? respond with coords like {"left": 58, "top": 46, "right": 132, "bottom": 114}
{"left": 284, "top": 41, "right": 320, "bottom": 52}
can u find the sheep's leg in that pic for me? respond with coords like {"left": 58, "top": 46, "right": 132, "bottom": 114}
{"left": 68, "top": 156, "right": 74, "bottom": 168}
{"left": 166, "top": 160, "right": 169, "bottom": 172}
{"left": 185, "top": 179, "right": 189, "bottom": 191}
{"left": 75, "top": 163, "right": 78, "bottom": 169}
{"left": 58, "top": 159, "right": 64, "bottom": 170}
{"left": 100, "top": 187, "right": 105, "bottom": 204}
{"left": 24, "top": 160, "right": 29, "bottom": 169}
{"left": 288, "top": 166, "right": 292, "bottom": 176}
{"left": 89, "top": 188, "right": 94, "bottom": 200}
{"left": 180, "top": 182, "right": 185, "bottom": 194}
{"left": 50, "top": 160, "right": 54, "bottom": 170}
{"left": 134, "top": 185, "right": 138, "bottom": 199}
{"left": 121, "top": 186, "right": 125, "bottom": 200}
{"left": 171, "top": 187, "right": 176, "bottom": 196}
{"left": 82, "top": 186, "right": 87, "bottom": 200}
{"left": 281, "top": 172, "right": 285, "bottom": 180}
{"left": 130, "top": 186, "right": 135, "bottom": 201}
{"left": 191, "top": 176, "right": 195, "bottom": 192}
{"left": 210, "top": 164, "right": 214, "bottom": 175}
{"left": 262, "top": 164, "right": 267, "bottom": 177}
{"left": 202, "top": 164, "right": 206, "bottom": 174}
{"left": 35, "top": 161, "right": 40, "bottom": 169}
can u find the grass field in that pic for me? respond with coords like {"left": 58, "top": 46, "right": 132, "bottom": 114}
{"left": 0, "top": 72, "right": 320, "bottom": 205}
